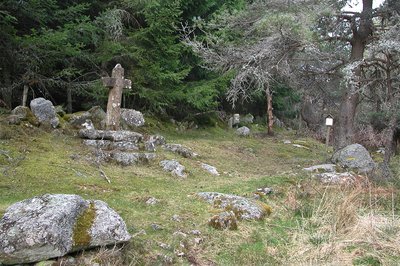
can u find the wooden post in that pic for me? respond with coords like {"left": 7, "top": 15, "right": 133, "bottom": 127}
{"left": 326, "top": 126, "right": 331, "bottom": 148}
{"left": 22, "top": 85, "right": 29, "bottom": 107}
{"left": 101, "top": 64, "right": 132, "bottom": 130}
{"left": 325, "top": 115, "right": 333, "bottom": 150}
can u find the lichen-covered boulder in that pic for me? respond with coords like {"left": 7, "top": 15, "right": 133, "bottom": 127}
{"left": 83, "top": 139, "right": 139, "bottom": 151}
{"left": 197, "top": 192, "right": 270, "bottom": 220}
{"left": 160, "top": 160, "right": 187, "bottom": 178}
{"left": 110, "top": 152, "right": 156, "bottom": 166}
{"left": 79, "top": 129, "right": 143, "bottom": 143}
{"left": 331, "top": 143, "right": 376, "bottom": 173}
{"left": 163, "top": 144, "right": 198, "bottom": 158}
{"left": 236, "top": 126, "right": 250, "bottom": 136}
{"left": 30, "top": 98, "right": 59, "bottom": 128}
{"left": 121, "top": 109, "right": 145, "bottom": 128}
{"left": 0, "top": 194, "right": 131, "bottom": 265}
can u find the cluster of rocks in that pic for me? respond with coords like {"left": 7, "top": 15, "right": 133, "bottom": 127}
{"left": 79, "top": 127, "right": 220, "bottom": 179}
{"left": 0, "top": 194, "right": 130, "bottom": 265}
{"left": 79, "top": 128, "right": 161, "bottom": 166}
{"left": 6, "top": 97, "right": 145, "bottom": 132}
{"left": 304, "top": 143, "right": 376, "bottom": 184}
{"left": 196, "top": 192, "right": 272, "bottom": 230}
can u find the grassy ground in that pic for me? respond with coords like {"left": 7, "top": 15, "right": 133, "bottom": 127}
{"left": 0, "top": 120, "right": 399, "bottom": 265}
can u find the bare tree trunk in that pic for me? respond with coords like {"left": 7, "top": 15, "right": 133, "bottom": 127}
{"left": 334, "top": 92, "right": 359, "bottom": 149}
{"left": 266, "top": 85, "right": 274, "bottom": 135}
{"left": 333, "top": 0, "right": 373, "bottom": 150}
{"left": 22, "top": 85, "right": 29, "bottom": 107}
{"left": 67, "top": 87, "right": 72, "bottom": 114}
{"left": 1, "top": 70, "right": 12, "bottom": 109}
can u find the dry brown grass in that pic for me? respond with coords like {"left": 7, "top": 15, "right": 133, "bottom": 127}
{"left": 288, "top": 182, "right": 400, "bottom": 265}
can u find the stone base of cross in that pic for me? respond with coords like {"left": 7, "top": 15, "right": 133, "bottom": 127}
{"left": 102, "top": 64, "right": 132, "bottom": 130}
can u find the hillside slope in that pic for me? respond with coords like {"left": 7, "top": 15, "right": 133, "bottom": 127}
{"left": 1, "top": 121, "right": 399, "bottom": 265}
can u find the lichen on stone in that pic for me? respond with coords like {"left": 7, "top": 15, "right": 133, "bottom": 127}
{"left": 72, "top": 201, "right": 96, "bottom": 248}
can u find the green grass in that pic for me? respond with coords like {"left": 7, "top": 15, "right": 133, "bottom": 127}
{"left": 1, "top": 120, "right": 400, "bottom": 265}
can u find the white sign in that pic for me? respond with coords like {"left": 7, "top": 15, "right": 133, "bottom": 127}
{"left": 326, "top": 117, "right": 333, "bottom": 126}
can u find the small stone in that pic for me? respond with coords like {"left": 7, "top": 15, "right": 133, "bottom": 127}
{"left": 194, "top": 238, "right": 203, "bottom": 244}
{"left": 283, "top": 140, "right": 292, "bottom": 144}
{"left": 151, "top": 224, "right": 163, "bottom": 231}
{"left": 200, "top": 163, "right": 220, "bottom": 176}
{"left": 158, "top": 242, "right": 171, "bottom": 250}
{"left": 145, "top": 197, "right": 158, "bottom": 205}
{"left": 256, "top": 187, "right": 273, "bottom": 195}
{"left": 190, "top": 230, "right": 201, "bottom": 236}
{"left": 171, "top": 214, "right": 182, "bottom": 222}
{"left": 175, "top": 251, "right": 185, "bottom": 257}
{"left": 173, "top": 231, "right": 187, "bottom": 238}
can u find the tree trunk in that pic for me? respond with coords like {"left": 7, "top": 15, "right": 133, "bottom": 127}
{"left": 1, "top": 69, "right": 12, "bottom": 109}
{"left": 333, "top": 0, "right": 373, "bottom": 150}
{"left": 67, "top": 87, "right": 72, "bottom": 114}
{"left": 266, "top": 85, "right": 274, "bottom": 135}
{"left": 22, "top": 85, "right": 29, "bottom": 107}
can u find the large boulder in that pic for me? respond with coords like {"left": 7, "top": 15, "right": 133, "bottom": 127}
{"left": 30, "top": 98, "right": 59, "bottom": 128}
{"left": 331, "top": 143, "right": 376, "bottom": 173}
{"left": 0, "top": 194, "right": 130, "bottom": 265}
{"left": 79, "top": 129, "right": 143, "bottom": 143}
{"left": 121, "top": 109, "right": 145, "bottom": 129}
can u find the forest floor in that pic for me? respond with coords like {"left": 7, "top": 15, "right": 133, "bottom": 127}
{"left": 1, "top": 118, "right": 400, "bottom": 265}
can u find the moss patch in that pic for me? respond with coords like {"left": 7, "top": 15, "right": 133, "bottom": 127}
{"left": 73, "top": 202, "right": 96, "bottom": 248}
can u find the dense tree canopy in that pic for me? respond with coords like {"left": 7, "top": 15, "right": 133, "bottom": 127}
{"left": 0, "top": 0, "right": 399, "bottom": 166}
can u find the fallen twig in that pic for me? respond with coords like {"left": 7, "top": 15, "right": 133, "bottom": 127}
{"left": 99, "top": 168, "right": 111, "bottom": 184}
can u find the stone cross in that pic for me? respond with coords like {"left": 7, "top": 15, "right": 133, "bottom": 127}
{"left": 102, "top": 64, "right": 132, "bottom": 130}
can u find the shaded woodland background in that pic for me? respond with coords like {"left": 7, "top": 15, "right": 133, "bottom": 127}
{"left": 1, "top": 0, "right": 400, "bottom": 164}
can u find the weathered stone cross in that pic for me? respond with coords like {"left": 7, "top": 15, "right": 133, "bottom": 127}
{"left": 102, "top": 64, "right": 132, "bottom": 130}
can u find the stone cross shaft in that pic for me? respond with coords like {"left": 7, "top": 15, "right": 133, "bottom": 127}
{"left": 102, "top": 64, "right": 132, "bottom": 130}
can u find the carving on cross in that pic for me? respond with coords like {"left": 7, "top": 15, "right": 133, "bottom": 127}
{"left": 102, "top": 64, "right": 132, "bottom": 130}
